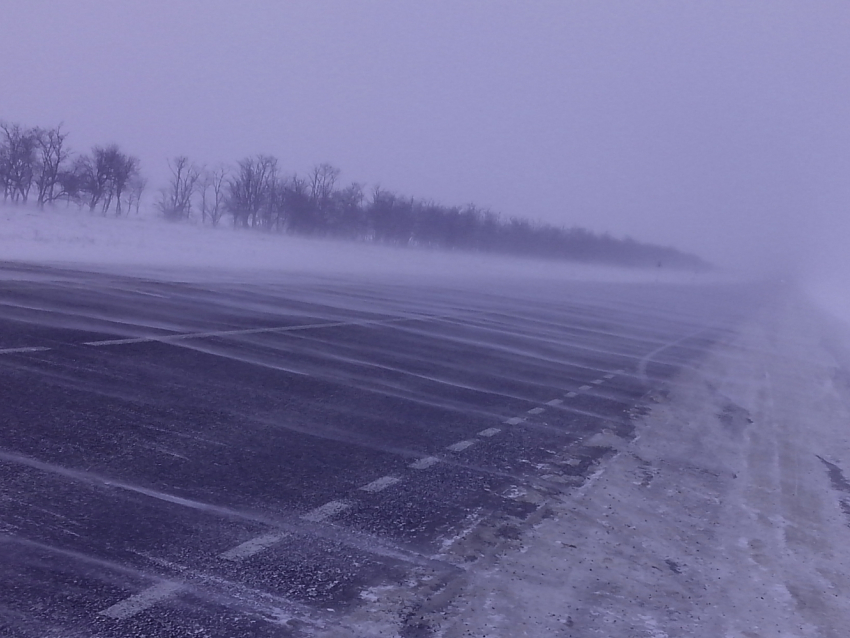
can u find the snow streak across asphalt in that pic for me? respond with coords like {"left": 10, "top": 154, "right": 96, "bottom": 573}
{"left": 0, "top": 264, "right": 754, "bottom": 637}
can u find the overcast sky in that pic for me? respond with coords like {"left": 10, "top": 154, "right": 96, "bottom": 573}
{"left": 1, "top": 1, "right": 848, "bottom": 271}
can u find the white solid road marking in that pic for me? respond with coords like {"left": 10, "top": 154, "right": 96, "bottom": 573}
{"left": 360, "top": 476, "right": 400, "bottom": 493}
{"left": 527, "top": 407, "right": 545, "bottom": 415}
{"left": 579, "top": 385, "right": 592, "bottom": 391}
{"left": 0, "top": 346, "right": 52, "bottom": 355}
{"left": 99, "top": 581, "right": 182, "bottom": 620}
{"left": 219, "top": 531, "right": 287, "bottom": 561}
{"left": 410, "top": 456, "right": 440, "bottom": 470}
{"left": 478, "top": 427, "right": 501, "bottom": 437}
{"left": 504, "top": 416, "right": 524, "bottom": 425}
{"left": 545, "top": 399, "right": 563, "bottom": 406}
{"left": 603, "top": 373, "right": 616, "bottom": 379}
{"left": 301, "top": 500, "right": 351, "bottom": 523}
{"left": 447, "top": 440, "right": 476, "bottom": 452}
{"left": 565, "top": 391, "right": 578, "bottom": 398}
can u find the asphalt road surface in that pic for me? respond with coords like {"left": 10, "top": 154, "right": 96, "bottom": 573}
{"left": 0, "top": 264, "right": 753, "bottom": 637}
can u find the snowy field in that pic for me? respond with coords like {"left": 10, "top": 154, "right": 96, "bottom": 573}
{"left": 0, "top": 204, "right": 712, "bottom": 285}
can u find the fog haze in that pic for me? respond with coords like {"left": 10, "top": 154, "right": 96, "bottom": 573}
{"left": 7, "top": 6, "right": 850, "bottom": 634}
{"left": 1, "top": 1, "right": 848, "bottom": 272}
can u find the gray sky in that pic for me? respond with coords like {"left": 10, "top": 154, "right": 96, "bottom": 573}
{"left": 1, "top": 1, "right": 848, "bottom": 271}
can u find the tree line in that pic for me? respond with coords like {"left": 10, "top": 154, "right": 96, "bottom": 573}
{"left": 162, "top": 154, "right": 707, "bottom": 269}
{"left": 1, "top": 118, "right": 707, "bottom": 269}
{"left": 0, "top": 121, "right": 145, "bottom": 215}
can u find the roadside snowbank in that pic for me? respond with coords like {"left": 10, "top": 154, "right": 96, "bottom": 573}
{"left": 0, "top": 204, "right": 715, "bottom": 285}
{"left": 435, "top": 294, "right": 850, "bottom": 637}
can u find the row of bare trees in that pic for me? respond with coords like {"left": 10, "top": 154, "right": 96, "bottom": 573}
{"left": 158, "top": 152, "right": 705, "bottom": 268}
{"left": 2, "top": 117, "right": 706, "bottom": 269}
{"left": 1, "top": 121, "right": 144, "bottom": 215}
{"left": 158, "top": 155, "right": 350, "bottom": 232}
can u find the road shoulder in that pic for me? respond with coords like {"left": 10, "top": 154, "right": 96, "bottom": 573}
{"left": 425, "top": 295, "right": 850, "bottom": 637}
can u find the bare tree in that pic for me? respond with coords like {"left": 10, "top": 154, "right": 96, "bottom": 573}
{"left": 198, "top": 165, "right": 229, "bottom": 226}
{"left": 309, "top": 163, "right": 340, "bottom": 207}
{"left": 157, "top": 156, "right": 199, "bottom": 220}
{"left": 226, "top": 155, "right": 277, "bottom": 228}
{"left": 83, "top": 146, "right": 112, "bottom": 215}
{"left": 111, "top": 152, "right": 139, "bottom": 216}
{"left": 0, "top": 122, "right": 39, "bottom": 203}
{"left": 34, "top": 124, "right": 71, "bottom": 207}
{"left": 126, "top": 174, "right": 147, "bottom": 215}
{"left": 72, "top": 145, "right": 141, "bottom": 214}
{"left": 0, "top": 131, "right": 8, "bottom": 202}
{"left": 330, "top": 181, "right": 365, "bottom": 238}
{"left": 274, "top": 174, "right": 308, "bottom": 233}
{"left": 75, "top": 153, "right": 106, "bottom": 211}
{"left": 81, "top": 146, "right": 111, "bottom": 213}
{"left": 56, "top": 158, "right": 87, "bottom": 207}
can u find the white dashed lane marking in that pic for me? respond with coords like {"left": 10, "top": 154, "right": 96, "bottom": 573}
{"left": 301, "top": 500, "right": 351, "bottom": 523}
{"left": 6, "top": 309, "right": 638, "bottom": 626}
{"left": 219, "top": 532, "right": 287, "bottom": 561}
{"left": 99, "top": 581, "right": 182, "bottom": 620}
{"left": 8, "top": 331, "right": 622, "bottom": 618}
{"left": 115, "top": 363, "right": 625, "bottom": 613}
{"left": 360, "top": 476, "right": 400, "bottom": 493}
{"left": 0, "top": 346, "right": 52, "bottom": 355}
{"left": 410, "top": 456, "right": 440, "bottom": 470}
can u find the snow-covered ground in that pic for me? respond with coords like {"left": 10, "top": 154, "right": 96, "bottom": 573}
{"left": 0, "top": 204, "right": 713, "bottom": 285}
